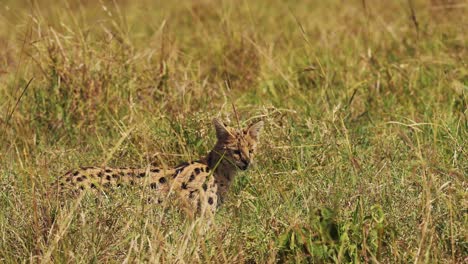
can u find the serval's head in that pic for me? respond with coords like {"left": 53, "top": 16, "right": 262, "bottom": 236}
{"left": 211, "top": 118, "right": 264, "bottom": 171}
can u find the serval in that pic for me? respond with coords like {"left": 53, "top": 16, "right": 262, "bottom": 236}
{"left": 56, "top": 118, "right": 263, "bottom": 215}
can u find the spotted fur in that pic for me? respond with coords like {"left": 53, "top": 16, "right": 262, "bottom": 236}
{"left": 56, "top": 118, "right": 263, "bottom": 214}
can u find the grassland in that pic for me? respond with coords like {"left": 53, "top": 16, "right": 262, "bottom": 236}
{"left": 0, "top": 0, "right": 466, "bottom": 263}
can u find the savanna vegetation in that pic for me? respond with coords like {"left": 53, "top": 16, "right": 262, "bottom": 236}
{"left": 0, "top": 0, "right": 466, "bottom": 262}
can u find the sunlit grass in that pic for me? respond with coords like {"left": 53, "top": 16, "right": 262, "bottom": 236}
{"left": 0, "top": 0, "right": 466, "bottom": 262}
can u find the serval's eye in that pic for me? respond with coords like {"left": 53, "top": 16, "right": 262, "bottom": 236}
{"left": 233, "top": 150, "right": 241, "bottom": 155}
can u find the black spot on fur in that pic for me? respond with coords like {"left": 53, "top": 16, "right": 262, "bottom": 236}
{"left": 181, "top": 182, "right": 188, "bottom": 189}
{"left": 150, "top": 183, "right": 158, "bottom": 189}
{"left": 173, "top": 168, "right": 183, "bottom": 178}
{"left": 90, "top": 183, "right": 96, "bottom": 189}
{"left": 202, "top": 183, "right": 207, "bottom": 191}
{"left": 106, "top": 175, "right": 111, "bottom": 181}
{"left": 105, "top": 169, "right": 112, "bottom": 173}
{"left": 117, "top": 183, "right": 122, "bottom": 187}
{"left": 103, "top": 183, "right": 112, "bottom": 188}
{"left": 60, "top": 182, "right": 64, "bottom": 186}
{"left": 79, "top": 185, "right": 85, "bottom": 190}
{"left": 119, "top": 171, "right": 125, "bottom": 176}
{"left": 130, "top": 180, "right": 135, "bottom": 186}
{"left": 73, "top": 171, "right": 80, "bottom": 176}
{"left": 97, "top": 172, "right": 104, "bottom": 177}
{"left": 137, "top": 172, "right": 146, "bottom": 178}
{"left": 189, "top": 173, "right": 195, "bottom": 182}
{"left": 195, "top": 168, "right": 201, "bottom": 175}
{"left": 76, "top": 177, "right": 83, "bottom": 182}
{"left": 151, "top": 168, "right": 160, "bottom": 173}
{"left": 208, "top": 197, "right": 214, "bottom": 205}
{"left": 159, "top": 177, "right": 166, "bottom": 184}
{"left": 65, "top": 178, "right": 71, "bottom": 182}
{"left": 113, "top": 174, "right": 119, "bottom": 178}
{"left": 189, "top": 190, "right": 197, "bottom": 199}
{"left": 205, "top": 167, "right": 210, "bottom": 173}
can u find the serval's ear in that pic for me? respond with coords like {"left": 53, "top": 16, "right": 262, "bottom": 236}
{"left": 213, "top": 118, "right": 232, "bottom": 142}
{"left": 246, "top": 120, "right": 264, "bottom": 141}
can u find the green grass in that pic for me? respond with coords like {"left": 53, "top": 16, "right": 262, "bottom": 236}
{"left": 0, "top": 0, "right": 466, "bottom": 262}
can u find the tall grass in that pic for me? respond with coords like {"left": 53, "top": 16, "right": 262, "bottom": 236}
{"left": 0, "top": 0, "right": 466, "bottom": 262}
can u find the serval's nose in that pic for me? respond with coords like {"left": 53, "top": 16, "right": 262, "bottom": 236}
{"left": 240, "top": 159, "right": 250, "bottom": 170}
